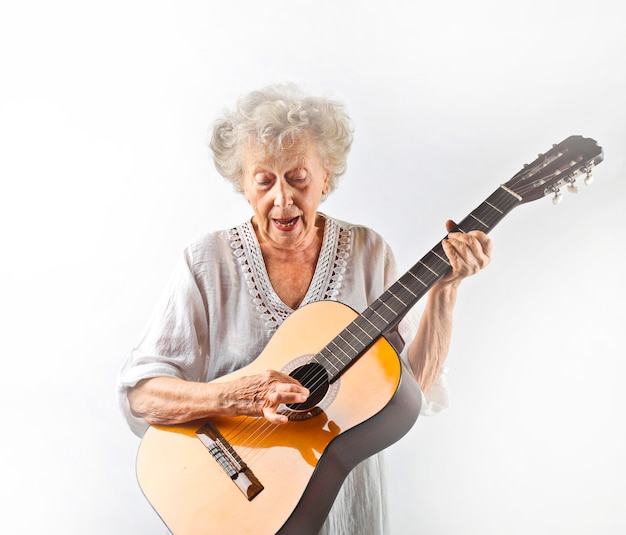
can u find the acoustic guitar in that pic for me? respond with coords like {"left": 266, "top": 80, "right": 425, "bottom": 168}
{"left": 136, "top": 135, "right": 603, "bottom": 534}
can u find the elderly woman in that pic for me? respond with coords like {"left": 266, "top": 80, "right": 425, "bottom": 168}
{"left": 118, "top": 84, "right": 492, "bottom": 534}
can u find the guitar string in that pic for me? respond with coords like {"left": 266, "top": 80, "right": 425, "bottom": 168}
{"left": 229, "top": 418, "right": 277, "bottom": 464}
{"left": 218, "top": 405, "right": 289, "bottom": 465}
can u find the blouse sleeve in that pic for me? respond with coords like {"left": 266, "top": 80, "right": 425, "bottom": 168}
{"left": 116, "top": 249, "right": 210, "bottom": 436}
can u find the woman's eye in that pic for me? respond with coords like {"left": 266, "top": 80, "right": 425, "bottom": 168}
{"left": 255, "top": 173, "right": 273, "bottom": 186}
{"left": 287, "top": 168, "right": 307, "bottom": 181}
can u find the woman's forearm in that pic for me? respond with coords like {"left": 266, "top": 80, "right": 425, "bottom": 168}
{"left": 127, "top": 376, "right": 231, "bottom": 425}
{"left": 407, "top": 281, "right": 458, "bottom": 394}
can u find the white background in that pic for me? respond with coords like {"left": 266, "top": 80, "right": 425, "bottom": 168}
{"left": 1, "top": 1, "right": 625, "bottom": 533}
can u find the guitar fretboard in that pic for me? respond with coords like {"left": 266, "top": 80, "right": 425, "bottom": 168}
{"left": 316, "top": 185, "right": 522, "bottom": 382}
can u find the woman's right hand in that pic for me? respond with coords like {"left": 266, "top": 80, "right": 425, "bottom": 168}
{"left": 226, "top": 370, "right": 310, "bottom": 424}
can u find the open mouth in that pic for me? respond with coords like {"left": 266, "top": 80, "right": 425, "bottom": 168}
{"left": 273, "top": 216, "right": 299, "bottom": 230}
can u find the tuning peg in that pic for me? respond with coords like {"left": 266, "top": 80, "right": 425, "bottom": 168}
{"left": 552, "top": 188, "right": 563, "bottom": 205}
{"left": 584, "top": 165, "right": 594, "bottom": 185}
{"left": 566, "top": 175, "right": 579, "bottom": 194}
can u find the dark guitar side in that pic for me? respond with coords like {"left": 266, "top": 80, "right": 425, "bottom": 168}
{"left": 136, "top": 300, "right": 422, "bottom": 535}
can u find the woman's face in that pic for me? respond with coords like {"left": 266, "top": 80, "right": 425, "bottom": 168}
{"left": 242, "top": 136, "right": 330, "bottom": 253}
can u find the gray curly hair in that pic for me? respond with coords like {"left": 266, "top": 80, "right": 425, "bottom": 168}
{"left": 209, "top": 83, "right": 354, "bottom": 195}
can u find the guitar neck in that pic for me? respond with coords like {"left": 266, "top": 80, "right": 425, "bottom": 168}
{"left": 319, "top": 185, "right": 523, "bottom": 382}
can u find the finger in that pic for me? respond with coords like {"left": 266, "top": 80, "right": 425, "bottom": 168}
{"left": 262, "top": 406, "right": 289, "bottom": 425}
{"left": 446, "top": 231, "right": 490, "bottom": 262}
{"left": 472, "top": 230, "right": 493, "bottom": 258}
{"left": 261, "top": 388, "right": 309, "bottom": 425}
{"left": 274, "top": 381, "right": 310, "bottom": 398}
{"left": 442, "top": 234, "right": 489, "bottom": 275}
{"left": 445, "top": 219, "right": 458, "bottom": 233}
{"left": 441, "top": 239, "right": 463, "bottom": 273}
{"left": 267, "top": 385, "right": 309, "bottom": 406}
{"left": 266, "top": 370, "right": 309, "bottom": 393}
{"left": 463, "top": 231, "right": 492, "bottom": 267}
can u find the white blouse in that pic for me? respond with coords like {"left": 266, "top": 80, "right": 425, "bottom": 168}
{"left": 118, "top": 214, "right": 449, "bottom": 534}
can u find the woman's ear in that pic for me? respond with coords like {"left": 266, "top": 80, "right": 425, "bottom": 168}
{"left": 322, "top": 164, "right": 332, "bottom": 195}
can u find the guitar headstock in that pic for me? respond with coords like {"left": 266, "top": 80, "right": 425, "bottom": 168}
{"left": 504, "top": 135, "right": 603, "bottom": 205}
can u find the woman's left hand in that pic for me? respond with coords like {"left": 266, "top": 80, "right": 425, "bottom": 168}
{"left": 439, "top": 219, "right": 492, "bottom": 288}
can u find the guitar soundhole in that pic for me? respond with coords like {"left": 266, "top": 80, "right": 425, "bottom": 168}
{"left": 286, "top": 362, "right": 329, "bottom": 412}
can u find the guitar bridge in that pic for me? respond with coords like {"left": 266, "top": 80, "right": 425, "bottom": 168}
{"left": 196, "top": 422, "right": 264, "bottom": 501}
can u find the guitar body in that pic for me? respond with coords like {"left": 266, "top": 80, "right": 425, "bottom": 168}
{"left": 136, "top": 300, "right": 422, "bottom": 535}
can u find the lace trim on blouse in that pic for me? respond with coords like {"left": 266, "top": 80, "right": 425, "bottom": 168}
{"left": 228, "top": 216, "right": 351, "bottom": 332}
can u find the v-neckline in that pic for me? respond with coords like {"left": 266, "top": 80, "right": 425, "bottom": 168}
{"left": 232, "top": 214, "right": 350, "bottom": 332}
{"left": 243, "top": 213, "right": 331, "bottom": 312}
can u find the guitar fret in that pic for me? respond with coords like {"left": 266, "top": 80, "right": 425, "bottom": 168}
{"left": 318, "top": 348, "right": 341, "bottom": 372}
{"left": 485, "top": 200, "right": 503, "bottom": 213}
{"left": 369, "top": 304, "right": 402, "bottom": 329}
{"left": 379, "top": 299, "right": 404, "bottom": 320}
{"left": 469, "top": 213, "right": 490, "bottom": 229}
{"left": 336, "top": 333, "right": 359, "bottom": 353}
{"left": 359, "top": 313, "right": 379, "bottom": 332}
{"left": 352, "top": 316, "right": 380, "bottom": 346}
{"left": 322, "top": 345, "right": 345, "bottom": 368}
{"left": 328, "top": 339, "right": 351, "bottom": 361}
{"left": 471, "top": 207, "right": 496, "bottom": 225}
{"left": 418, "top": 260, "right": 439, "bottom": 276}
{"left": 363, "top": 307, "right": 394, "bottom": 333}
{"left": 431, "top": 249, "right": 451, "bottom": 266}
{"left": 352, "top": 316, "right": 374, "bottom": 336}
{"left": 346, "top": 322, "right": 373, "bottom": 345}
{"left": 459, "top": 192, "right": 518, "bottom": 235}
{"left": 397, "top": 280, "right": 417, "bottom": 297}
{"left": 392, "top": 290, "right": 415, "bottom": 308}
{"left": 388, "top": 290, "right": 408, "bottom": 307}
{"left": 369, "top": 307, "right": 388, "bottom": 324}
{"left": 318, "top": 346, "right": 345, "bottom": 375}
{"left": 380, "top": 300, "right": 399, "bottom": 314}
{"left": 408, "top": 271, "right": 428, "bottom": 287}
{"left": 342, "top": 326, "right": 368, "bottom": 349}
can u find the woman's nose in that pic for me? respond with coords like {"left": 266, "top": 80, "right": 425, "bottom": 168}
{"left": 273, "top": 181, "right": 293, "bottom": 208}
